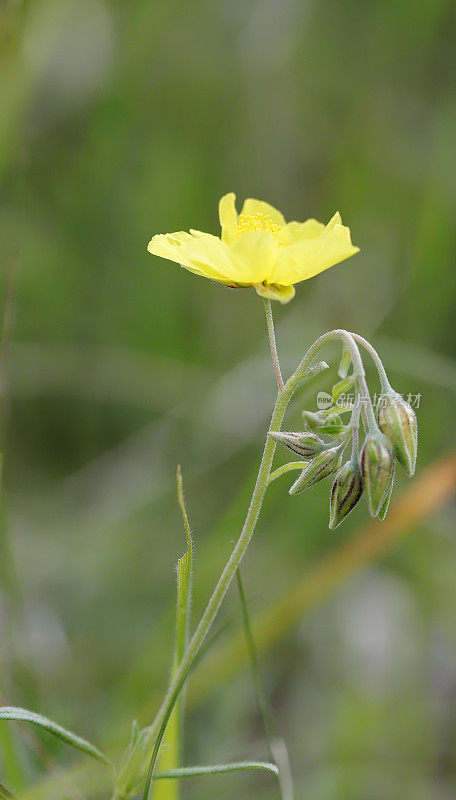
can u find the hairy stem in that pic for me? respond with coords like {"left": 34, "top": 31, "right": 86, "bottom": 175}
{"left": 350, "top": 332, "right": 391, "bottom": 393}
{"left": 114, "top": 327, "right": 373, "bottom": 798}
{"left": 132, "top": 386, "right": 294, "bottom": 800}
{"left": 268, "top": 462, "right": 305, "bottom": 485}
{"left": 290, "top": 329, "right": 377, "bottom": 431}
{"left": 263, "top": 299, "right": 284, "bottom": 390}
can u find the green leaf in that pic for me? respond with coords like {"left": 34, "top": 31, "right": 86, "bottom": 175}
{"left": 174, "top": 465, "right": 193, "bottom": 667}
{"left": 322, "top": 404, "right": 352, "bottom": 417}
{"left": 0, "top": 784, "right": 15, "bottom": 799}
{"left": 316, "top": 423, "right": 349, "bottom": 436}
{"left": 152, "top": 466, "right": 193, "bottom": 800}
{"left": 0, "top": 707, "right": 112, "bottom": 769}
{"left": 301, "top": 360, "right": 329, "bottom": 379}
{"left": 292, "top": 360, "right": 329, "bottom": 386}
{"left": 337, "top": 348, "right": 351, "bottom": 379}
{"left": 332, "top": 377, "right": 354, "bottom": 403}
{"left": 155, "top": 762, "right": 278, "bottom": 779}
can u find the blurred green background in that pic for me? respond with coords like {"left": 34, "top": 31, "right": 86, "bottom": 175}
{"left": 1, "top": 0, "right": 456, "bottom": 797}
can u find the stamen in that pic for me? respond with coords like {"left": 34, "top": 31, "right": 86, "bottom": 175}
{"left": 233, "top": 212, "right": 282, "bottom": 245}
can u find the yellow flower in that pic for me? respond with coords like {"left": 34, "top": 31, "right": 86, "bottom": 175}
{"left": 147, "top": 193, "right": 359, "bottom": 303}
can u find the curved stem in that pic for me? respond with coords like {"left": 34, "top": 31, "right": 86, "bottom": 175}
{"left": 288, "top": 329, "right": 377, "bottom": 432}
{"left": 114, "top": 328, "right": 377, "bottom": 798}
{"left": 349, "top": 403, "right": 361, "bottom": 460}
{"left": 116, "top": 384, "right": 295, "bottom": 799}
{"left": 350, "top": 333, "right": 391, "bottom": 393}
{"left": 268, "top": 461, "right": 305, "bottom": 485}
{"left": 263, "top": 299, "right": 284, "bottom": 391}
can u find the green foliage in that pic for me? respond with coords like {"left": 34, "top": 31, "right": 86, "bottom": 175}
{"left": 155, "top": 762, "right": 278, "bottom": 779}
{"left": 152, "top": 467, "right": 193, "bottom": 800}
{"left": 0, "top": 707, "right": 112, "bottom": 769}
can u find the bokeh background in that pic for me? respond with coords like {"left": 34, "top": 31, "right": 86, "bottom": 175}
{"left": 1, "top": 0, "right": 456, "bottom": 798}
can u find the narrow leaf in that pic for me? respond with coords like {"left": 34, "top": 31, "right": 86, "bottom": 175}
{"left": 0, "top": 708, "right": 112, "bottom": 769}
{"left": 301, "top": 360, "right": 329, "bottom": 379}
{"left": 332, "top": 377, "right": 354, "bottom": 403}
{"left": 337, "top": 348, "right": 351, "bottom": 379}
{"left": 152, "top": 466, "right": 193, "bottom": 800}
{"left": 321, "top": 404, "right": 352, "bottom": 417}
{"left": 316, "top": 423, "right": 349, "bottom": 436}
{"left": 0, "top": 784, "right": 15, "bottom": 799}
{"left": 174, "top": 465, "right": 193, "bottom": 666}
{"left": 293, "top": 360, "right": 329, "bottom": 384}
{"left": 155, "top": 761, "right": 278, "bottom": 779}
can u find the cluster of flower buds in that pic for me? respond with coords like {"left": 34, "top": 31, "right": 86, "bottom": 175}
{"left": 268, "top": 363, "right": 418, "bottom": 530}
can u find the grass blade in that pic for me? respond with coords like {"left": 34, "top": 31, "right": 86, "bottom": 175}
{"left": 155, "top": 761, "right": 278, "bottom": 779}
{"left": 152, "top": 466, "right": 193, "bottom": 800}
{"left": 0, "top": 708, "right": 112, "bottom": 769}
{"left": 236, "top": 570, "right": 293, "bottom": 800}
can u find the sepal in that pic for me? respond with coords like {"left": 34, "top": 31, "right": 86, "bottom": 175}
{"left": 289, "top": 447, "right": 342, "bottom": 495}
{"left": 268, "top": 430, "right": 327, "bottom": 460}
{"left": 377, "top": 392, "right": 417, "bottom": 477}
{"left": 329, "top": 459, "right": 363, "bottom": 530}
{"left": 360, "top": 433, "right": 394, "bottom": 518}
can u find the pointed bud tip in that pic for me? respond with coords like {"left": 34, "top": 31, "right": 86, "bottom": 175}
{"left": 269, "top": 430, "right": 327, "bottom": 460}
{"left": 289, "top": 448, "right": 342, "bottom": 495}
{"left": 360, "top": 433, "right": 394, "bottom": 518}
{"left": 377, "top": 393, "right": 417, "bottom": 477}
{"left": 328, "top": 460, "right": 363, "bottom": 529}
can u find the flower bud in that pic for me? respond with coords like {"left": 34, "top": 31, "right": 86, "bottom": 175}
{"left": 360, "top": 433, "right": 394, "bottom": 518}
{"left": 377, "top": 393, "right": 417, "bottom": 477}
{"left": 268, "top": 430, "right": 326, "bottom": 460}
{"left": 289, "top": 447, "right": 342, "bottom": 495}
{"left": 378, "top": 461, "right": 395, "bottom": 521}
{"left": 329, "top": 460, "right": 363, "bottom": 530}
{"left": 302, "top": 410, "right": 342, "bottom": 430}
{"left": 302, "top": 410, "right": 326, "bottom": 430}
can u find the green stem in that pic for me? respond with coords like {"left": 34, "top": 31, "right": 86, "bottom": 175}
{"left": 268, "top": 462, "right": 305, "bottom": 485}
{"left": 350, "top": 332, "right": 392, "bottom": 393}
{"left": 114, "top": 328, "right": 373, "bottom": 799}
{"left": 133, "top": 385, "right": 294, "bottom": 800}
{"left": 263, "top": 299, "right": 284, "bottom": 390}
{"left": 289, "top": 329, "right": 377, "bottom": 432}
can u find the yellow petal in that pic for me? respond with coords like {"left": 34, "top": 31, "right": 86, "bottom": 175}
{"left": 271, "top": 213, "right": 359, "bottom": 286}
{"left": 254, "top": 282, "right": 296, "bottom": 304}
{"left": 279, "top": 219, "right": 324, "bottom": 245}
{"left": 241, "top": 198, "right": 286, "bottom": 228}
{"left": 218, "top": 192, "right": 238, "bottom": 244}
{"left": 324, "top": 211, "right": 342, "bottom": 231}
{"left": 230, "top": 230, "right": 280, "bottom": 284}
{"left": 147, "top": 232, "right": 233, "bottom": 283}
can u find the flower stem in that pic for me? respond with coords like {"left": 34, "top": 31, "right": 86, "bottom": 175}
{"left": 268, "top": 462, "right": 305, "bottom": 485}
{"left": 350, "top": 332, "right": 392, "bottom": 393}
{"left": 289, "top": 329, "right": 377, "bottom": 432}
{"left": 114, "top": 328, "right": 373, "bottom": 799}
{"left": 263, "top": 299, "right": 284, "bottom": 391}
{"left": 118, "top": 385, "right": 294, "bottom": 800}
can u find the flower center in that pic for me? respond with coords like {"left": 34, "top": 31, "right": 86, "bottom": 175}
{"left": 233, "top": 212, "right": 282, "bottom": 245}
